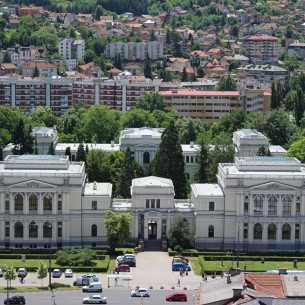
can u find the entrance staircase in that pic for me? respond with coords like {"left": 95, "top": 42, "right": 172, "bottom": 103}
{"left": 144, "top": 240, "right": 162, "bottom": 251}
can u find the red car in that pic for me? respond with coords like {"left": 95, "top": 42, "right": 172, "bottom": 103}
{"left": 166, "top": 292, "right": 188, "bottom": 302}
{"left": 114, "top": 264, "right": 130, "bottom": 272}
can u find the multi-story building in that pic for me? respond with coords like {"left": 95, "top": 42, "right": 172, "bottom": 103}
{"left": 106, "top": 41, "right": 164, "bottom": 61}
{"left": 58, "top": 38, "right": 85, "bottom": 71}
{"left": 22, "top": 61, "right": 57, "bottom": 77}
{"left": 160, "top": 89, "right": 242, "bottom": 122}
{"left": 241, "top": 34, "right": 279, "bottom": 64}
{"left": 31, "top": 127, "right": 58, "bottom": 154}
{"left": 287, "top": 40, "right": 305, "bottom": 58}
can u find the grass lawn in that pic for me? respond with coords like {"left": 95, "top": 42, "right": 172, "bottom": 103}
{"left": 0, "top": 286, "right": 80, "bottom": 293}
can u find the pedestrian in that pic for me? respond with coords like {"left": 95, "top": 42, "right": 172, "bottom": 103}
{"left": 186, "top": 269, "right": 188, "bottom": 276}
{"left": 204, "top": 274, "right": 207, "bottom": 282}
{"left": 177, "top": 279, "right": 180, "bottom": 287}
{"left": 202, "top": 272, "right": 205, "bottom": 281}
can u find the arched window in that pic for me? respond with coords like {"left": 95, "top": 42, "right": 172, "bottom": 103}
{"left": 14, "top": 194, "right": 23, "bottom": 211}
{"left": 14, "top": 221, "right": 23, "bottom": 238}
{"left": 253, "top": 223, "right": 262, "bottom": 239}
{"left": 29, "top": 194, "right": 38, "bottom": 212}
{"left": 29, "top": 221, "right": 38, "bottom": 238}
{"left": 268, "top": 196, "right": 277, "bottom": 214}
{"left": 208, "top": 225, "right": 214, "bottom": 238}
{"left": 43, "top": 221, "right": 52, "bottom": 238}
{"left": 268, "top": 223, "right": 277, "bottom": 240}
{"left": 43, "top": 194, "right": 53, "bottom": 212}
{"left": 253, "top": 195, "right": 263, "bottom": 213}
{"left": 91, "top": 224, "right": 97, "bottom": 237}
{"left": 143, "top": 151, "right": 150, "bottom": 164}
{"left": 282, "top": 223, "right": 291, "bottom": 240}
{"left": 282, "top": 195, "right": 292, "bottom": 215}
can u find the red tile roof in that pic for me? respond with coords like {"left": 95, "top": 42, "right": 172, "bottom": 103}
{"left": 160, "top": 89, "right": 240, "bottom": 96}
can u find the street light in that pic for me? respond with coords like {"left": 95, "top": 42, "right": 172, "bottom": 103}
{"left": 45, "top": 221, "right": 53, "bottom": 289}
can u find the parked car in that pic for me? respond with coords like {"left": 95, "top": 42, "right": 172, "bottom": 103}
{"left": 52, "top": 269, "right": 62, "bottom": 278}
{"left": 118, "top": 258, "right": 136, "bottom": 267}
{"left": 82, "top": 282, "right": 103, "bottom": 293}
{"left": 17, "top": 268, "right": 27, "bottom": 277}
{"left": 172, "top": 262, "right": 191, "bottom": 271}
{"left": 74, "top": 276, "right": 90, "bottom": 286}
{"left": 166, "top": 292, "right": 188, "bottom": 302}
{"left": 82, "top": 295, "right": 107, "bottom": 304}
{"left": 130, "top": 288, "right": 150, "bottom": 297}
{"left": 4, "top": 295, "right": 26, "bottom": 304}
{"left": 173, "top": 255, "right": 189, "bottom": 263}
{"left": 114, "top": 264, "right": 130, "bottom": 273}
{"left": 64, "top": 269, "right": 73, "bottom": 278}
{"left": 83, "top": 274, "right": 99, "bottom": 281}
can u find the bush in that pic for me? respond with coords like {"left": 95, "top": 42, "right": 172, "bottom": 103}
{"left": 56, "top": 248, "right": 97, "bottom": 267}
{"left": 51, "top": 282, "right": 71, "bottom": 289}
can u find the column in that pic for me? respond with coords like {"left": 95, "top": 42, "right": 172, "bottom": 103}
{"left": 0, "top": 219, "right": 5, "bottom": 241}
{"left": 52, "top": 194, "right": 57, "bottom": 215}
{"left": 24, "top": 220, "right": 29, "bottom": 241}
{"left": 292, "top": 195, "right": 296, "bottom": 217}
{"left": 37, "top": 220, "right": 43, "bottom": 241}
{"left": 24, "top": 194, "right": 29, "bottom": 215}
{"left": 248, "top": 222, "right": 253, "bottom": 243}
{"left": 301, "top": 194, "right": 305, "bottom": 216}
{"left": 9, "top": 193, "right": 14, "bottom": 215}
{"left": 263, "top": 195, "right": 268, "bottom": 216}
{"left": 262, "top": 222, "right": 268, "bottom": 243}
{"left": 276, "top": 222, "right": 281, "bottom": 242}
{"left": 300, "top": 222, "right": 305, "bottom": 243}
{"left": 291, "top": 223, "right": 295, "bottom": 241}
{"left": 0, "top": 192, "right": 5, "bottom": 213}
{"left": 277, "top": 195, "right": 282, "bottom": 216}
{"left": 38, "top": 193, "right": 43, "bottom": 214}
{"left": 249, "top": 194, "right": 253, "bottom": 216}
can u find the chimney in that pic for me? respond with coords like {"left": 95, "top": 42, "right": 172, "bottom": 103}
{"left": 111, "top": 140, "right": 114, "bottom": 147}
{"left": 190, "top": 141, "right": 194, "bottom": 148}
{"left": 232, "top": 287, "right": 243, "bottom": 299}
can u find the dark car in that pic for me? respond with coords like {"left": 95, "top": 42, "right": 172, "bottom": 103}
{"left": 166, "top": 292, "right": 188, "bottom": 302}
{"left": 114, "top": 264, "right": 130, "bottom": 273}
{"left": 4, "top": 295, "right": 26, "bottom": 304}
{"left": 118, "top": 259, "right": 136, "bottom": 267}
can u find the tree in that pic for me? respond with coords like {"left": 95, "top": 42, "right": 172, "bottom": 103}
{"left": 181, "top": 67, "right": 188, "bottom": 82}
{"left": 150, "top": 120, "right": 189, "bottom": 198}
{"left": 169, "top": 215, "right": 195, "bottom": 251}
{"left": 33, "top": 139, "right": 38, "bottom": 154}
{"left": 271, "top": 80, "right": 284, "bottom": 110}
{"left": 37, "top": 261, "right": 48, "bottom": 287}
{"left": 256, "top": 145, "right": 271, "bottom": 156}
{"left": 216, "top": 75, "right": 237, "bottom": 91}
{"left": 33, "top": 65, "right": 39, "bottom": 77}
{"left": 65, "top": 147, "right": 71, "bottom": 160}
{"left": 136, "top": 93, "right": 166, "bottom": 112}
{"left": 286, "top": 137, "right": 305, "bottom": 162}
{"left": 4, "top": 263, "right": 16, "bottom": 288}
{"left": 115, "top": 147, "right": 143, "bottom": 198}
{"left": 56, "top": 248, "right": 97, "bottom": 266}
{"left": 144, "top": 52, "right": 153, "bottom": 79}
{"left": 28, "top": 106, "right": 57, "bottom": 127}
{"left": 180, "top": 118, "right": 197, "bottom": 144}
{"left": 76, "top": 143, "right": 86, "bottom": 161}
{"left": 48, "top": 141, "right": 55, "bottom": 155}
{"left": 2, "top": 51, "right": 11, "bottom": 63}
{"left": 121, "top": 109, "right": 157, "bottom": 129}
{"left": 194, "top": 140, "right": 209, "bottom": 183}
{"left": 11, "top": 119, "right": 33, "bottom": 155}
{"left": 104, "top": 210, "right": 132, "bottom": 252}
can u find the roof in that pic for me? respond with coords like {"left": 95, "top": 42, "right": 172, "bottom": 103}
{"left": 192, "top": 183, "right": 224, "bottom": 197}
{"left": 83, "top": 182, "right": 112, "bottom": 197}
{"left": 132, "top": 176, "right": 174, "bottom": 188}
{"left": 235, "top": 129, "right": 266, "bottom": 139}
{"left": 120, "top": 127, "right": 164, "bottom": 139}
{"left": 160, "top": 89, "right": 240, "bottom": 97}
{"left": 242, "top": 34, "right": 279, "bottom": 41}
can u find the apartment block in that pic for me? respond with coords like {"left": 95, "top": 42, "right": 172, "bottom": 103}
{"left": 241, "top": 34, "right": 279, "bottom": 64}
{"left": 106, "top": 41, "right": 164, "bottom": 61}
{"left": 58, "top": 38, "right": 85, "bottom": 71}
{"left": 160, "top": 89, "right": 242, "bottom": 122}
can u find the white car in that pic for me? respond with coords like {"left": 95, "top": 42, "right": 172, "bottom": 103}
{"left": 65, "top": 269, "right": 73, "bottom": 277}
{"left": 130, "top": 288, "right": 150, "bottom": 297}
{"left": 17, "top": 268, "right": 27, "bottom": 277}
{"left": 82, "top": 295, "right": 107, "bottom": 304}
{"left": 83, "top": 274, "right": 99, "bottom": 282}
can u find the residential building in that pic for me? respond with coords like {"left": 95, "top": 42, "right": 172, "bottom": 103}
{"left": 22, "top": 61, "right": 57, "bottom": 77}
{"left": 106, "top": 41, "right": 164, "bottom": 61}
{"left": 241, "top": 34, "right": 279, "bottom": 64}
{"left": 58, "top": 38, "right": 85, "bottom": 71}
{"left": 287, "top": 40, "right": 305, "bottom": 58}
{"left": 31, "top": 127, "right": 58, "bottom": 154}
{"left": 0, "top": 63, "right": 17, "bottom": 76}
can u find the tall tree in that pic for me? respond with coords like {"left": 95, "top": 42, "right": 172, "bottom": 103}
{"left": 136, "top": 93, "right": 166, "bottom": 113}
{"left": 65, "top": 147, "right": 71, "bottom": 160}
{"left": 216, "top": 74, "right": 237, "bottom": 91}
{"left": 295, "top": 87, "right": 305, "bottom": 126}
{"left": 150, "top": 120, "right": 189, "bottom": 198}
{"left": 76, "top": 143, "right": 86, "bottom": 161}
{"left": 181, "top": 67, "right": 188, "bottom": 82}
{"left": 48, "top": 141, "right": 55, "bottom": 155}
{"left": 12, "top": 119, "right": 33, "bottom": 155}
{"left": 144, "top": 52, "right": 153, "bottom": 79}
{"left": 104, "top": 210, "right": 132, "bottom": 252}
{"left": 37, "top": 261, "right": 48, "bottom": 287}
{"left": 115, "top": 147, "right": 143, "bottom": 198}
{"left": 194, "top": 140, "right": 209, "bottom": 183}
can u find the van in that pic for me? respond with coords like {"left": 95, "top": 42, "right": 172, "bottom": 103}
{"left": 73, "top": 276, "right": 89, "bottom": 286}
{"left": 82, "top": 282, "right": 103, "bottom": 292}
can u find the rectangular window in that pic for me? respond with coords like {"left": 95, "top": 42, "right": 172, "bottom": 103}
{"left": 186, "top": 156, "right": 189, "bottom": 163}
{"left": 156, "top": 199, "right": 160, "bottom": 208}
{"left": 5, "top": 200, "right": 9, "bottom": 211}
{"left": 91, "top": 201, "right": 97, "bottom": 210}
{"left": 58, "top": 201, "right": 62, "bottom": 211}
{"left": 5, "top": 226, "right": 9, "bottom": 237}
{"left": 209, "top": 202, "right": 215, "bottom": 211}
{"left": 151, "top": 199, "right": 155, "bottom": 209}
{"left": 295, "top": 224, "right": 300, "bottom": 239}
{"left": 57, "top": 227, "right": 62, "bottom": 238}
{"left": 244, "top": 202, "right": 248, "bottom": 213}
{"left": 243, "top": 223, "right": 248, "bottom": 239}
{"left": 146, "top": 199, "right": 149, "bottom": 208}
{"left": 296, "top": 202, "right": 300, "bottom": 213}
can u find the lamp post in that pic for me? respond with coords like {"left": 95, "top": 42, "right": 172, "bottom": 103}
{"left": 46, "top": 221, "right": 53, "bottom": 289}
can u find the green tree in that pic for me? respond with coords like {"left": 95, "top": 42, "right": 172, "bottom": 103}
{"left": 136, "top": 93, "right": 166, "bottom": 112}
{"left": 216, "top": 74, "right": 237, "bottom": 91}
{"left": 12, "top": 119, "right": 33, "bottom": 155}
{"left": 115, "top": 147, "right": 143, "bottom": 198}
{"left": 2, "top": 51, "right": 11, "bottom": 63}
{"left": 76, "top": 144, "right": 86, "bottom": 161}
{"left": 194, "top": 140, "right": 209, "bottom": 183}
{"left": 48, "top": 141, "right": 55, "bottom": 155}
{"left": 33, "top": 65, "right": 39, "bottom": 77}
{"left": 256, "top": 145, "right": 271, "bottom": 156}
{"left": 104, "top": 210, "right": 132, "bottom": 252}
{"left": 169, "top": 215, "right": 195, "bottom": 250}
{"left": 4, "top": 263, "right": 16, "bottom": 288}
{"left": 33, "top": 139, "right": 38, "bottom": 154}
{"left": 121, "top": 109, "right": 157, "bottom": 128}
{"left": 150, "top": 120, "right": 189, "bottom": 198}
{"left": 37, "top": 261, "right": 48, "bottom": 287}
{"left": 295, "top": 87, "right": 305, "bottom": 126}
{"left": 181, "top": 67, "right": 188, "bottom": 82}
{"left": 56, "top": 248, "right": 97, "bottom": 266}
{"left": 144, "top": 52, "right": 153, "bottom": 79}
{"left": 65, "top": 147, "right": 71, "bottom": 160}
{"left": 180, "top": 118, "right": 197, "bottom": 144}
{"left": 28, "top": 106, "right": 57, "bottom": 127}
{"left": 286, "top": 137, "right": 305, "bottom": 162}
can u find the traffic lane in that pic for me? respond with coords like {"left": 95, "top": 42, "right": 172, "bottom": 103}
{"left": 14, "top": 288, "right": 198, "bottom": 304}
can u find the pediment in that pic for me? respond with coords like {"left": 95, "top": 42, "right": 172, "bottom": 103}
{"left": 134, "top": 143, "right": 159, "bottom": 148}
{"left": 8, "top": 179, "right": 57, "bottom": 189}
{"left": 250, "top": 181, "right": 297, "bottom": 191}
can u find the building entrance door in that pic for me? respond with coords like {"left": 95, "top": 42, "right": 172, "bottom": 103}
{"left": 148, "top": 221, "right": 157, "bottom": 240}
